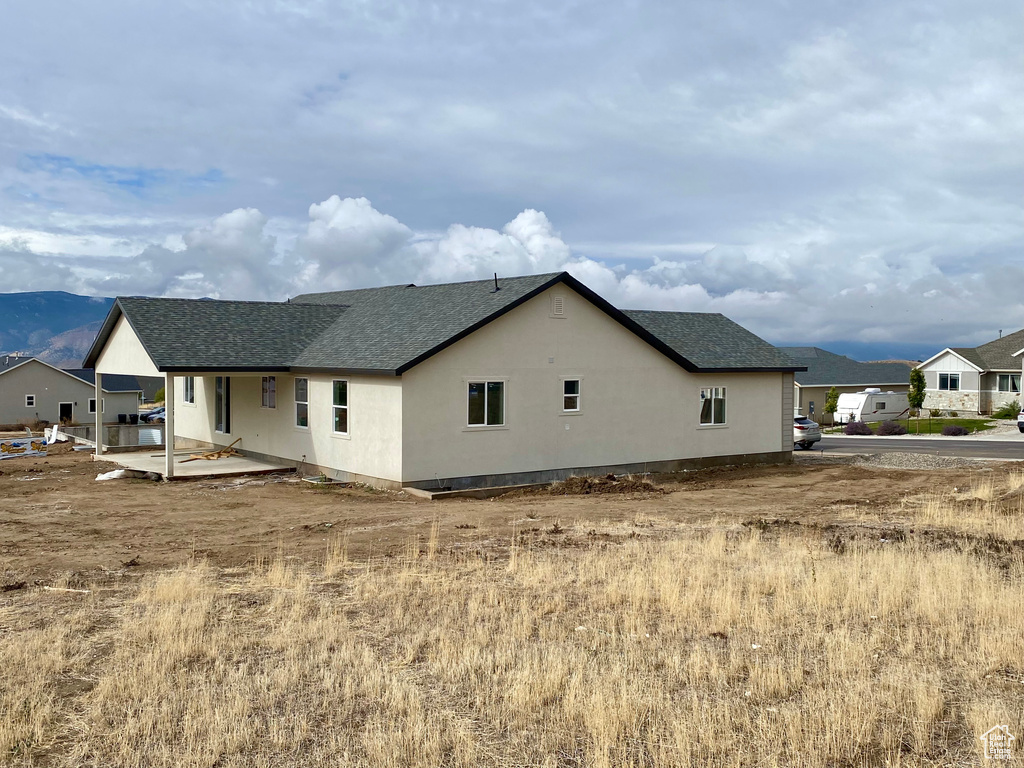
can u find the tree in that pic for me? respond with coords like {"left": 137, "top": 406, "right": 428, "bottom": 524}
{"left": 908, "top": 368, "right": 926, "bottom": 434}
{"left": 823, "top": 386, "right": 839, "bottom": 426}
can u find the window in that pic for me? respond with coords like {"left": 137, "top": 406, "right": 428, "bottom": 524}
{"left": 468, "top": 381, "right": 504, "bottom": 426}
{"left": 876, "top": 402, "right": 886, "bottom": 411}
{"left": 563, "top": 379, "right": 580, "bottom": 411}
{"left": 938, "top": 373, "right": 960, "bottom": 391}
{"left": 88, "top": 398, "right": 104, "bottom": 414}
{"left": 332, "top": 380, "right": 348, "bottom": 434}
{"left": 699, "top": 387, "right": 727, "bottom": 425}
{"left": 998, "top": 374, "right": 1021, "bottom": 393}
{"left": 183, "top": 376, "right": 195, "bottom": 405}
{"left": 215, "top": 376, "right": 231, "bottom": 433}
{"left": 261, "top": 376, "right": 276, "bottom": 408}
{"left": 25, "top": 394, "right": 35, "bottom": 407}
{"left": 295, "top": 378, "right": 308, "bottom": 428}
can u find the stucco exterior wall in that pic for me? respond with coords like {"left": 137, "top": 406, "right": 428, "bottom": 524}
{"left": 400, "top": 286, "right": 788, "bottom": 487}
{"left": 921, "top": 352, "right": 981, "bottom": 413}
{"left": 0, "top": 360, "right": 137, "bottom": 425}
{"left": 172, "top": 373, "right": 403, "bottom": 484}
{"left": 94, "top": 315, "right": 162, "bottom": 378}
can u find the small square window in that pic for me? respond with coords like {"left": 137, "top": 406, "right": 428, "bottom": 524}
{"left": 25, "top": 394, "right": 35, "bottom": 408}
{"left": 699, "top": 387, "right": 727, "bottom": 425}
{"left": 563, "top": 379, "right": 580, "bottom": 411}
{"left": 468, "top": 381, "right": 504, "bottom": 426}
{"left": 939, "top": 373, "right": 960, "bottom": 391}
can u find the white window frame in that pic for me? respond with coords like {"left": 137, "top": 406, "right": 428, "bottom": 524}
{"left": 25, "top": 394, "right": 35, "bottom": 408}
{"left": 467, "top": 379, "right": 506, "bottom": 428}
{"left": 182, "top": 376, "right": 196, "bottom": 406}
{"left": 938, "top": 373, "right": 960, "bottom": 391}
{"left": 88, "top": 398, "right": 105, "bottom": 414}
{"left": 261, "top": 376, "right": 277, "bottom": 409}
{"left": 332, "top": 379, "right": 349, "bottom": 436}
{"left": 699, "top": 386, "right": 727, "bottom": 426}
{"left": 997, "top": 374, "right": 1021, "bottom": 393}
{"left": 562, "top": 377, "right": 581, "bottom": 413}
{"left": 294, "top": 377, "right": 309, "bottom": 429}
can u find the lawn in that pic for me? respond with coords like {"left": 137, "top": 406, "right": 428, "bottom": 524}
{"left": 824, "top": 417, "right": 999, "bottom": 434}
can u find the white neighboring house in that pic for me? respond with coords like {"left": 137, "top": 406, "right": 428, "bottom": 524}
{"left": 0, "top": 356, "right": 141, "bottom": 427}
{"left": 82, "top": 272, "right": 806, "bottom": 488}
{"left": 918, "top": 329, "right": 1024, "bottom": 415}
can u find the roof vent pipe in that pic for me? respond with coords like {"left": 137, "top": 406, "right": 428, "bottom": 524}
{"left": 493, "top": 273, "right": 500, "bottom": 292}
{"left": 999, "top": 329, "right": 1002, "bottom": 338}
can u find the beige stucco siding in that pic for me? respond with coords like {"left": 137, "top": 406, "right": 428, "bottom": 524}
{"left": 401, "top": 286, "right": 787, "bottom": 485}
{"left": 0, "top": 360, "right": 137, "bottom": 425}
{"left": 172, "top": 373, "right": 402, "bottom": 483}
{"left": 94, "top": 315, "right": 161, "bottom": 377}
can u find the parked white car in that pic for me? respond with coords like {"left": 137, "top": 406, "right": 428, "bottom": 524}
{"left": 794, "top": 416, "right": 822, "bottom": 450}
{"left": 1017, "top": 410, "right": 1024, "bottom": 433}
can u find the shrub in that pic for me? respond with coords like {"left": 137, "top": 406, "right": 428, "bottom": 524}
{"left": 949, "top": 411, "right": 958, "bottom": 417}
{"left": 154, "top": 386, "right": 165, "bottom": 404}
{"left": 876, "top": 420, "right": 908, "bottom": 436}
{"left": 992, "top": 401, "right": 1021, "bottom": 420}
{"left": 941, "top": 425, "right": 969, "bottom": 436}
{"left": 844, "top": 420, "right": 874, "bottom": 435}
{"left": 929, "top": 409, "right": 941, "bottom": 417}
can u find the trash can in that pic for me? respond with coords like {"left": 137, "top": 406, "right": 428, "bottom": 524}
{"left": 129, "top": 413, "right": 139, "bottom": 425}
{"left": 118, "top": 414, "right": 128, "bottom": 424}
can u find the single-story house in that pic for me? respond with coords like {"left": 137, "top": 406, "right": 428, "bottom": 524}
{"left": 779, "top": 347, "right": 911, "bottom": 422}
{"left": 82, "top": 272, "right": 805, "bottom": 489}
{"left": 0, "top": 355, "right": 141, "bottom": 427}
{"left": 918, "top": 329, "right": 1024, "bottom": 414}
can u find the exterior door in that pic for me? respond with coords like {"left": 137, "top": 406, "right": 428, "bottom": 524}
{"left": 59, "top": 402, "right": 73, "bottom": 423}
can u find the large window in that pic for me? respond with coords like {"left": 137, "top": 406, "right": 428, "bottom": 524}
{"left": 215, "top": 376, "right": 231, "bottom": 433}
{"left": 938, "top": 373, "right": 960, "bottom": 391}
{"left": 998, "top": 374, "right": 1021, "bottom": 393}
{"left": 332, "top": 380, "right": 348, "bottom": 434}
{"left": 261, "top": 376, "right": 276, "bottom": 408}
{"left": 183, "top": 376, "right": 195, "bottom": 405}
{"left": 563, "top": 379, "right": 580, "bottom": 412}
{"left": 700, "top": 387, "right": 726, "bottom": 425}
{"left": 468, "top": 381, "right": 504, "bottom": 426}
{"left": 295, "top": 378, "right": 308, "bottom": 428}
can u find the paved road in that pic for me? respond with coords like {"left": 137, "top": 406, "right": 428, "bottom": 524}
{"left": 816, "top": 437, "right": 1024, "bottom": 460}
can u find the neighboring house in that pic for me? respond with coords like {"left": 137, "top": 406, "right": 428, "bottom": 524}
{"left": 83, "top": 272, "right": 804, "bottom": 488}
{"left": 0, "top": 356, "right": 141, "bottom": 427}
{"left": 918, "top": 329, "right": 1024, "bottom": 414}
{"left": 779, "top": 347, "right": 911, "bottom": 422}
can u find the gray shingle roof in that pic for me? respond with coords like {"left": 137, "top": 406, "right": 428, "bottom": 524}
{"left": 0, "top": 355, "right": 33, "bottom": 372}
{"left": 85, "top": 272, "right": 802, "bottom": 374}
{"left": 623, "top": 311, "right": 803, "bottom": 371}
{"left": 948, "top": 328, "right": 1024, "bottom": 371}
{"left": 63, "top": 369, "right": 143, "bottom": 392}
{"left": 778, "top": 347, "right": 911, "bottom": 387}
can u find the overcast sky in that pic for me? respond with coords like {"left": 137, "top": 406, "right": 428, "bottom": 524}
{"left": 1, "top": 0, "right": 1020, "bottom": 357}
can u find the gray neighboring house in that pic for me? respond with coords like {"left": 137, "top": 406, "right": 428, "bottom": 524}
{"left": 918, "top": 329, "right": 1024, "bottom": 414}
{"left": 84, "top": 272, "right": 805, "bottom": 487}
{"left": 0, "top": 355, "right": 141, "bottom": 427}
{"left": 780, "top": 347, "right": 911, "bottom": 422}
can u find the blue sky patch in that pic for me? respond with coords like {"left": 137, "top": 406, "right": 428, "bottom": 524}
{"left": 21, "top": 154, "right": 224, "bottom": 198}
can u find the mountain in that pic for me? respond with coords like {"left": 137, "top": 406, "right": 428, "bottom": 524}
{"left": 0, "top": 291, "right": 114, "bottom": 366}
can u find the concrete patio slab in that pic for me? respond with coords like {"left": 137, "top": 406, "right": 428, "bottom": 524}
{"left": 101, "top": 450, "right": 293, "bottom": 480}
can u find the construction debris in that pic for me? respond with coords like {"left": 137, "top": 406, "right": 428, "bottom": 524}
{"left": 180, "top": 438, "right": 243, "bottom": 463}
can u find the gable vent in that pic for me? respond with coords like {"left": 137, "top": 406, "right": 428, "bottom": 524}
{"left": 552, "top": 295, "right": 565, "bottom": 317}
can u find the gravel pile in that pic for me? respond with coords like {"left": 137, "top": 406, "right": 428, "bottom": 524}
{"left": 852, "top": 452, "right": 980, "bottom": 470}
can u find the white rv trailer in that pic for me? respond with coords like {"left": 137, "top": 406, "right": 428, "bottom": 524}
{"left": 835, "top": 389, "right": 910, "bottom": 424}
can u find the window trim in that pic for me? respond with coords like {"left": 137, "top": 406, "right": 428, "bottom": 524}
{"left": 561, "top": 377, "right": 581, "bottom": 413}
{"left": 25, "top": 394, "right": 35, "bottom": 408}
{"left": 294, "top": 377, "right": 309, "bottom": 430}
{"left": 88, "top": 398, "right": 105, "bottom": 414}
{"left": 699, "top": 386, "right": 727, "bottom": 427}
{"left": 261, "top": 375, "right": 277, "bottom": 409}
{"left": 938, "top": 372, "right": 960, "bottom": 391}
{"left": 465, "top": 378, "right": 508, "bottom": 430}
{"left": 214, "top": 376, "right": 231, "bottom": 434}
{"left": 182, "top": 376, "right": 196, "bottom": 406}
{"left": 331, "top": 379, "right": 349, "bottom": 437}
{"left": 997, "top": 373, "right": 1021, "bottom": 393}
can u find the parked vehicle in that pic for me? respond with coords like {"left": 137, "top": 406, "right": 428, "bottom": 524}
{"left": 834, "top": 389, "right": 909, "bottom": 425}
{"left": 793, "top": 415, "right": 821, "bottom": 449}
{"left": 141, "top": 406, "right": 166, "bottom": 423}
{"left": 1017, "top": 409, "right": 1024, "bottom": 433}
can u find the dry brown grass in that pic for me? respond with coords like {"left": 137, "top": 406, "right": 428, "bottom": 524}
{"left": 3, "top": 473, "right": 1024, "bottom": 766}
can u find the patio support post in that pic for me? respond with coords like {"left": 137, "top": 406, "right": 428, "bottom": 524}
{"left": 164, "top": 374, "right": 175, "bottom": 479}
{"left": 94, "top": 372, "right": 103, "bottom": 457}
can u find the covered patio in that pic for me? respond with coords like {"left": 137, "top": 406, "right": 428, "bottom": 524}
{"left": 107, "top": 449, "right": 292, "bottom": 481}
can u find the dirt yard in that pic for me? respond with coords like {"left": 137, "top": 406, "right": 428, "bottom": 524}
{"left": 0, "top": 443, "right": 1002, "bottom": 585}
